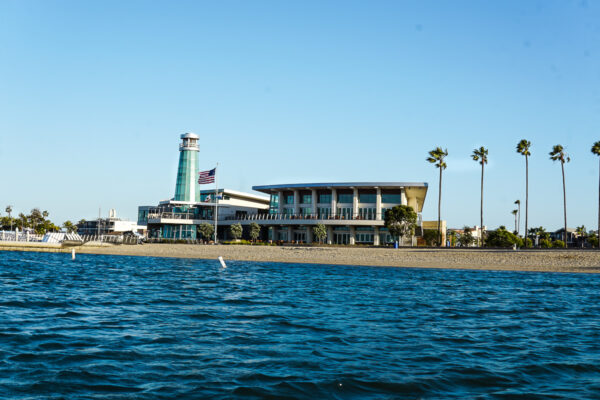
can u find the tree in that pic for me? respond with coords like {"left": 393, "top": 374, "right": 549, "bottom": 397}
{"left": 384, "top": 205, "right": 418, "bottom": 246}
{"left": 549, "top": 144, "right": 570, "bottom": 244}
{"left": 198, "top": 223, "right": 214, "bottom": 242}
{"left": 514, "top": 200, "right": 521, "bottom": 235}
{"left": 511, "top": 209, "right": 518, "bottom": 234}
{"left": 426, "top": 147, "right": 448, "bottom": 246}
{"left": 249, "top": 222, "right": 261, "bottom": 242}
{"left": 576, "top": 225, "right": 587, "bottom": 248}
{"left": 458, "top": 226, "right": 474, "bottom": 247}
{"left": 592, "top": 141, "right": 600, "bottom": 240}
{"left": 229, "top": 223, "right": 243, "bottom": 240}
{"left": 471, "top": 146, "right": 488, "bottom": 246}
{"left": 5, "top": 205, "right": 13, "bottom": 231}
{"left": 62, "top": 220, "right": 78, "bottom": 233}
{"left": 313, "top": 223, "right": 327, "bottom": 244}
{"left": 486, "top": 226, "right": 523, "bottom": 248}
{"left": 448, "top": 230, "right": 457, "bottom": 247}
{"left": 516, "top": 139, "right": 531, "bottom": 247}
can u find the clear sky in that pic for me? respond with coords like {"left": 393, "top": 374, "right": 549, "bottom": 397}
{"left": 1, "top": 0, "right": 599, "bottom": 232}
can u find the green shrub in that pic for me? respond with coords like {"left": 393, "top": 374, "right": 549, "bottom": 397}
{"left": 539, "top": 239, "right": 552, "bottom": 248}
{"left": 552, "top": 240, "right": 566, "bottom": 248}
{"left": 422, "top": 229, "right": 438, "bottom": 246}
{"left": 588, "top": 235, "right": 598, "bottom": 248}
{"left": 485, "top": 226, "right": 521, "bottom": 248}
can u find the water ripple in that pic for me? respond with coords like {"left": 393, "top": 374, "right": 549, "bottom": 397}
{"left": 0, "top": 251, "right": 599, "bottom": 399}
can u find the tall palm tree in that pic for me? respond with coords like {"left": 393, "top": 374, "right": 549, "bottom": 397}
{"left": 512, "top": 209, "right": 518, "bottom": 233}
{"left": 549, "top": 144, "right": 570, "bottom": 244}
{"left": 516, "top": 140, "right": 531, "bottom": 247}
{"left": 514, "top": 200, "right": 521, "bottom": 235}
{"left": 592, "top": 141, "right": 600, "bottom": 239}
{"left": 427, "top": 147, "right": 448, "bottom": 246}
{"left": 471, "top": 146, "right": 488, "bottom": 247}
{"left": 5, "top": 205, "right": 12, "bottom": 231}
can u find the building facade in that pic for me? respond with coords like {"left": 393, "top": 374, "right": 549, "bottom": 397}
{"left": 248, "top": 182, "right": 428, "bottom": 245}
{"left": 138, "top": 133, "right": 270, "bottom": 240}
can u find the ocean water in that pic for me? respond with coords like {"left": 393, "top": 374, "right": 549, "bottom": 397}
{"left": 0, "top": 251, "right": 599, "bottom": 399}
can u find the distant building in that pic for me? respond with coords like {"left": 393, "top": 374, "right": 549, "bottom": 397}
{"left": 550, "top": 228, "right": 577, "bottom": 246}
{"left": 77, "top": 209, "right": 144, "bottom": 236}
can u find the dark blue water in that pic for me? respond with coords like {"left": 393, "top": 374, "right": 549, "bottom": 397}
{"left": 1, "top": 251, "right": 600, "bottom": 399}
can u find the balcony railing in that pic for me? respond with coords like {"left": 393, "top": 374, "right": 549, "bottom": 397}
{"left": 147, "top": 211, "right": 423, "bottom": 224}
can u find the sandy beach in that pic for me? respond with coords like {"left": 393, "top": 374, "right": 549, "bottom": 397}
{"left": 3, "top": 242, "right": 597, "bottom": 273}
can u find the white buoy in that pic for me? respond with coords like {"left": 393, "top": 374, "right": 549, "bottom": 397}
{"left": 71, "top": 248, "right": 76, "bottom": 260}
{"left": 218, "top": 256, "right": 227, "bottom": 268}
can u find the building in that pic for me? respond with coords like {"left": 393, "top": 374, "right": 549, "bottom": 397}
{"left": 77, "top": 209, "right": 144, "bottom": 236}
{"left": 137, "top": 133, "right": 435, "bottom": 245}
{"left": 247, "top": 182, "right": 428, "bottom": 245}
{"left": 138, "top": 133, "right": 270, "bottom": 240}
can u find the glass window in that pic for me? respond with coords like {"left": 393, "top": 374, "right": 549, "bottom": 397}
{"left": 359, "top": 193, "right": 376, "bottom": 203}
{"left": 337, "top": 193, "right": 353, "bottom": 203}
{"left": 301, "top": 207, "right": 312, "bottom": 216}
{"left": 382, "top": 193, "right": 401, "bottom": 203}
{"left": 318, "top": 194, "right": 331, "bottom": 203}
{"left": 301, "top": 194, "right": 312, "bottom": 204}
{"left": 285, "top": 195, "right": 294, "bottom": 205}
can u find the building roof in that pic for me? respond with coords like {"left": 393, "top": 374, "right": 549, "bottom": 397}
{"left": 180, "top": 132, "right": 199, "bottom": 139}
{"left": 252, "top": 182, "right": 428, "bottom": 193}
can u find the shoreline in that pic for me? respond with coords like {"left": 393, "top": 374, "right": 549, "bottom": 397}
{"left": 2, "top": 242, "right": 600, "bottom": 273}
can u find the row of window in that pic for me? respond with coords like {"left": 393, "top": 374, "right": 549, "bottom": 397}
{"left": 272, "top": 193, "right": 403, "bottom": 206}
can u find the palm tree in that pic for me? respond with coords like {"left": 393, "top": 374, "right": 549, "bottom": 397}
{"left": 592, "top": 141, "right": 600, "bottom": 239}
{"left": 512, "top": 209, "right": 518, "bottom": 233}
{"left": 516, "top": 140, "right": 531, "bottom": 247}
{"left": 427, "top": 147, "right": 448, "bottom": 246}
{"left": 5, "top": 205, "right": 13, "bottom": 231}
{"left": 549, "top": 144, "right": 570, "bottom": 244}
{"left": 514, "top": 200, "right": 521, "bottom": 235}
{"left": 471, "top": 147, "right": 488, "bottom": 246}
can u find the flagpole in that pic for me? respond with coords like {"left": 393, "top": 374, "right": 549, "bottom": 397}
{"left": 214, "top": 163, "right": 218, "bottom": 244}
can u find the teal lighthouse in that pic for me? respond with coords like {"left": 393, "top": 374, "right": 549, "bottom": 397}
{"left": 174, "top": 132, "right": 200, "bottom": 202}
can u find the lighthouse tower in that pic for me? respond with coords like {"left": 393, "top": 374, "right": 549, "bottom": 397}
{"left": 174, "top": 132, "right": 200, "bottom": 202}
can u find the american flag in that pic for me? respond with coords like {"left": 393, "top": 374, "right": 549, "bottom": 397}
{"left": 198, "top": 168, "right": 216, "bottom": 184}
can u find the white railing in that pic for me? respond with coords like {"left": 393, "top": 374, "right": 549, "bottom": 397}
{"left": 0, "top": 231, "right": 44, "bottom": 242}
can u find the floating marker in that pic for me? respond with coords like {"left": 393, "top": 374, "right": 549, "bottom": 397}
{"left": 218, "top": 256, "right": 227, "bottom": 268}
{"left": 71, "top": 248, "right": 76, "bottom": 260}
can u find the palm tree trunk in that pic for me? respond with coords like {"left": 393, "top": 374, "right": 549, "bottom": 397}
{"left": 517, "top": 203, "right": 520, "bottom": 236}
{"left": 438, "top": 167, "right": 442, "bottom": 247}
{"left": 480, "top": 162, "right": 484, "bottom": 247}
{"left": 562, "top": 161, "right": 567, "bottom": 245}
{"left": 525, "top": 156, "right": 529, "bottom": 247}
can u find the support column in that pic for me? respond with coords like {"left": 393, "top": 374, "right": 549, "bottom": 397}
{"left": 376, "top": 187, "right": 382, "bottom": 220}
{"left": 349, "top": 226, "right": 356, "bottom": 245}
{"left": 271, "top": 226, "right": 278, "bottom": 241}
{"left": 311, "top": 189, "right": 317, "bottom": 217}
{"left": 288, "top": 226, "right": 293, "bottom": 243}
{"left": 352, "top": 188, "right": 359, "bottom": 219}
{"left": 293, "top": 190, "right": 300, "bottom": 216}
{"left": 331, "top": 188, "right": 337, "bottom": 218}
{"left": 374, "top": 226, "right": 380, "bottom": 245}
{"left": 307, "top": 226, "right": 313, "bottom": 243}
{"left": 277, "top": 191, "right": 283, "bottom": 215}
{"left": 401, "top": 188, "right": 407, "bottom": 206}
{"left": 327, "top": 226, "right": 333, "bottom": 244}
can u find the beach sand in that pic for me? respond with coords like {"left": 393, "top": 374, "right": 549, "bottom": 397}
{"left": 2, "top": 242, "right": 599, "bottom": 273}
{"left": 67, "top": 243, "right": 600, "bottom": 273}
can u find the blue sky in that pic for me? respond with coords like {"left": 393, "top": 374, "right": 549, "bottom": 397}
{"left": 1, "top": 0, "right": 599, "bottom": 231}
